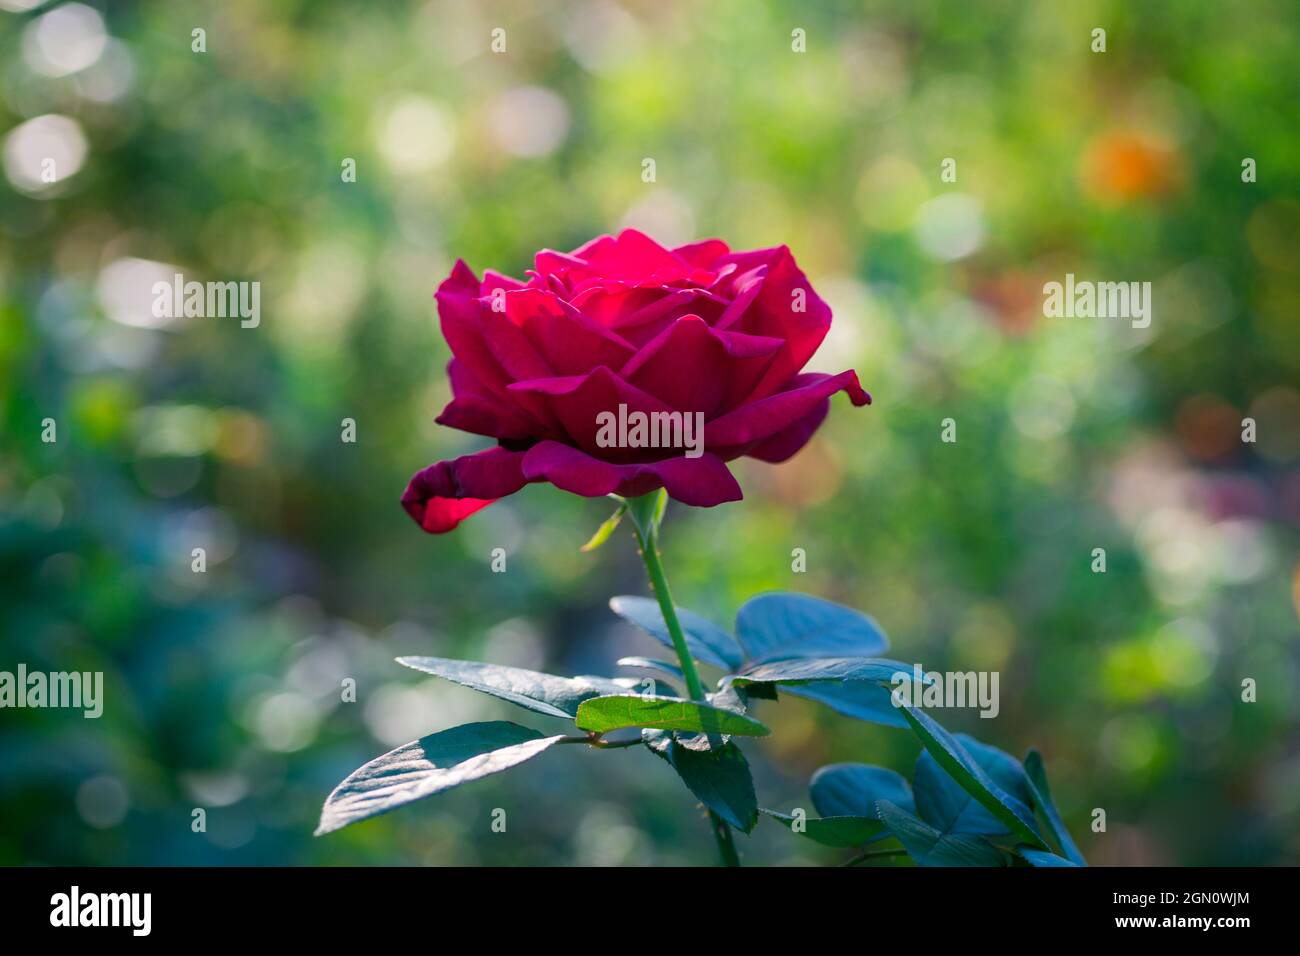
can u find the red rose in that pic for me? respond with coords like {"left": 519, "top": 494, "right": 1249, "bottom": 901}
{"left": 403, "top": 229, "right": 871, "bottom": 532}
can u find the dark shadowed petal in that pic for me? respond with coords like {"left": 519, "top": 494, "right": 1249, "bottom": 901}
{"left": 522, "top": 440, "right": 743, "bottom": 506}
{"left": 401, "top": 446, "right": 532, "bottom": 533}
{"left": 704, "top": 370, "right": 870, "bottom": 448}
{"left": 635, "top": 452, "right": 744, "bottom": 505}
{"left": 435, "top": 359, "right": 552, "bottom": 441}
{"left": 742, "top": 397, "right": 830, "bottom": 463}
{"left": 435, "top": 395, "right": 540, "bottom": 441}
{"left": 508, "top": 365, "right": 677, "bottom": 453}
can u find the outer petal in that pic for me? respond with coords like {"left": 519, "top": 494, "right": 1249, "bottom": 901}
{"left": 704, "top": 370, "right": 871, "bottom": 449}
{"left": 435, "top": 397, "right": 526, "bottom": 440}
{"left": 715, "top": 246, "right": 834, "bottom": 400}
{"left": 521, "top": 440, "right": 743, "bottom": 506}
{"left": 437, "top": 351, "right": 555, "bottom": 443}
{"left": 436, "top": 260, "right": 512, "bottom": 395}
{"left": 743, "top": 398, "right": 830, "bottom": 463}
{"left": 401, "top": 446, "right": 532, "bottom": 533}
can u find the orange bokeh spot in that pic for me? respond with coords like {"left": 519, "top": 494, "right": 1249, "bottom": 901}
{"left": 1081, "top": 130, "right": 1181, "bottom": 203}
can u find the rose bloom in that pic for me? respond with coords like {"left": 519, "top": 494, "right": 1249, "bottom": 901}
{"left": 403, "top": 229, "right": 870, "bottom": 532}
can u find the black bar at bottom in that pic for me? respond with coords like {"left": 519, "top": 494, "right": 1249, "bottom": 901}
{"left": 0, "top": 865, "right": 1281, "bottom": 940}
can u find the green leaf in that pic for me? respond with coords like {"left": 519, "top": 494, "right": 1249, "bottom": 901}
{"left": 876, "top": 801, "right": 1007, "bottom": 867}
{"left": 396, "top": 657, "right": 623, "bottom": 719}
{"left": 897, "top": 704, "right": 1048, "bottom": 850}
{"left": 617, "top": 656, "right": 686, "bottom": 681}
{"left": 1018, "top": 846, "right": 1082, "bottom": 867}
{"left": 580, "top": 501, "right": 627, "bottom": 552}
{"left": 736, "top": 592, "right": 889, "bottom": 662}
{"left": 575, "top": 694, "right": 770, "bottom": 736}
{"left": 651, "top": 487, "right": 668, "bottom": 528}
{"left": 613, "top": 674, "right": 681, "bottom": 700}
{"left": 783, "top": 682, "right": 908, "bottom": 728}
{"left": 1024, "top": 749, "right": 1086, "bottom": 865}
{"left": 760, "top": 809, "right": 888, "bottom": 848}
{"left": 707, "top": 681, "right": 750, "bottom": 714}
{"left": 913, "top": 735, "right": 1033, "bottom": 838}
{"left": 609, "top": 595, "right": 744, "bottom": 670}
{"left": 731, "top": 656, "right": 918, "bottom": 687}
{"left": 811, "top": 764, "right": 915, "bottom": 818}
{"left": 315, "top": 721, "right": 564, "bottom": 836}
{"left": 644, "top": 729, "right": 758, "bottom": 832}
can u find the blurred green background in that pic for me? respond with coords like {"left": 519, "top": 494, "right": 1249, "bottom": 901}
{"left": 1, "top": 0, "right": 1297, "bottom": 866}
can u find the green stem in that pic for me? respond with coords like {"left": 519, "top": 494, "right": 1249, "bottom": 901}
{"left": 632, "top": 524, "right": 707, "bottom": 701}
{"left": 627, "top": 492, "right": 739, "bottom": 867}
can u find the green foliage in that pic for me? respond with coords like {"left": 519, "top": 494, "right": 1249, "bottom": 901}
{"left": 763, "top": 714, "right": 1086, "bottom": 866}
{"left": 616, "top": 656, "right": 686, "bottom": 682}
{"left": 876, "top": 801, "right": 1008, "bottom": 867}
{"left": 609, "top": 596, "right": 745, "bottom": 670}
{"left": 759, "top": 809, "right": 888, "bottom": 848}
{"left": 580, "top": 501, "right": 627, "bottom": 553}
{"left": 812, "top": 764, "right": 914, "bottom": 818}
{"left": 1022, "top": 750, "right": 1086, "bottom": 866}
{"left": 575, "top": 695, "right": 770, "bottom": 737}
{"left": 898, "top": 703, "right": 1047, "bottom": 849}
{"left": 644, "top": 729, "right": 758, "bottom": 833}
{"left": 736, "top": 593, "right": 888, "bottom": 661}
{"left": 396, "top": 657, "right": 625, "bottom": 719}
{"left": 316, "top": 722, "right": 565, "bottom": 836}
{"left": 319, "top": 589, "right": 1082, "bottom": 867}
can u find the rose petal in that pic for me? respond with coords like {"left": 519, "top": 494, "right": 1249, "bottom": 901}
{"left": 508, "top": 366, "right": 677, "bottom": 455}
{"left": 439, "top": 352, "right": 555, "bottom": 442}
{"left": 479, "top": 308, "right": 553, "bottom": 381}
{"left": 436, "top": 392, "right": 540, "bottom": 440}
{"left": 744, "top": 397, "right": 830, "bottom": 463}
{"left": 714, "top": 265, "right": 767, "bottom": 331}
{"left": 539, "top": 230, "right": 717, "bottom": 288}
{"left": 401, "top": 446, "right": 532, "bottom": 533}
{"left": 672, "top": 238, "right": 731, "bottom": 268}
{"left": 503, "top": 288, "right": 636, "bottom": 375}
{"left": 481, "top": 269, "right": 527, "bottom": 296}
{"left": 715, "top": 245, "right": 833, "bottom": 400}
{"left": 583, "top": 229, "right": 717, "bottom": 285}
{"left": 619, "top": 315, "right": 783, "bottom": 416}
{"left": 436, "top": 260, "right": 515, "bottom": 397}
{"left": 705, "top": 370, "right": 871, "bottom": 449}
{"left": 522, "top": 440, "right": 743, "bottom": 506}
